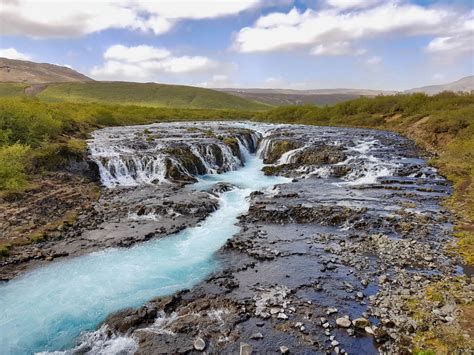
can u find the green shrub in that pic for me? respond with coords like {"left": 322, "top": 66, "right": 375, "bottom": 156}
{"left": 0, "top": 243, "right": 12, "bottom": 257}
{"left": 0, "top": 143, "right": 30, "bottom": 191}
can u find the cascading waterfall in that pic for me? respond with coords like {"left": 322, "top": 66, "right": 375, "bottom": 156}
{"left": 89, "top": 123, "right": 261, "bottom": 187}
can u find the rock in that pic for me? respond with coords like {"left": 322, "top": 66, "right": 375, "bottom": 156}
{"left": 331, "top": 340, "right": 340, "bottom": 346}
{"left": 352, "top": 318, "right": 370, "bottom": 329}
{"left": 277, "top": 312, "right": 288, "bottom": 320}
{"left": 336, "top": 317, "right": 351, "bottom": 328}
{"left": 326, "top": 307, "right": 338, "bottom": 315}
{"left": 365, "top": 326, "right": 374, "bottom": 335}
{"left": 280, "top": 345, "right": 289, "bottom": 354}
{"left": 356, "top": 291, "right": 364, "bottom": 299}
{"left": 240, "top": 342, "right": 252, "bottom": 355}
{"left": 250, "top": 332, "right": 264, "bottom": 340}
{"left": 193, "top": 337, "right": 206, "bottom": 351}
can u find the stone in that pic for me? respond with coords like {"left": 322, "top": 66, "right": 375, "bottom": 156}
{"left": 280, "top": 345, "right": 289, "bottom": 354}
{"left": 336, "top": 317, "right": 351, "bottom": 328}
{"left": 250, "top": 332, "right": 264, "bottom": 340}
{"left": 277, "top": 313, "right": 288, "bottom": 320}
{"left": 352, "top": 318, "right": 370, "bottom": 329}
{"left": 365, "top": 326, "right": 375, "bottom": 335}
{"left": 240, "top": 342, "right": 252, "bottom": 355}
{"left": 356, "top": 292, "right": 364, "bottom": 299}
{"left": 326, "top": 307, "right": 338, "bottom": 315}
{"left": 331, "top": 340, "right": 340, "bottom": 346}
{"left": 193, "top": 337, "right": 206, "bottom": 351}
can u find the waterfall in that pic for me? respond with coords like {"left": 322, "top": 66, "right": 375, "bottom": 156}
{"left": 88, "top": 123, "right": 263, "bottom": 188}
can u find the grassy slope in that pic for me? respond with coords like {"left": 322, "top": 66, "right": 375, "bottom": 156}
{"left": 0, "top": 83, "right": 27, "bottom": 97}
{"left": 36, "top": 82, "right": 270, "bottom": 110}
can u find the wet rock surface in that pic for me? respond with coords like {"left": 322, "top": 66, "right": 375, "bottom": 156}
{"left": 65, "top": 124, "right": 471, "bottom": 354}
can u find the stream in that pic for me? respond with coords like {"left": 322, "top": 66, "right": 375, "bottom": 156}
{"left": 0, "top": 141, "right": 286, "bottom": 354}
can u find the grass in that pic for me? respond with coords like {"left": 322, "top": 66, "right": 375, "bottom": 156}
{"left": 35, "top": 81, "right": 270, "bottom": 110}
{"left": 0, "top": 83, "right": 27, "bottom": 97}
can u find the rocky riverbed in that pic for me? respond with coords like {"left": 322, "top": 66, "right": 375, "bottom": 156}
{"left": 1, "top": 122, "right": 472, "bottom": 354}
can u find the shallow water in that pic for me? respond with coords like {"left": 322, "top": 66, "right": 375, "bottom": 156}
{"left": 0, "top": 150, "right": 286, "bottom": 354}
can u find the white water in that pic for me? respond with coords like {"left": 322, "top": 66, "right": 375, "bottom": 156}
{"left": 88, "top": 122, "right": 262, "bottom": 188}
{"left": 0, "top": 150, "right": 286, "bottom": 354}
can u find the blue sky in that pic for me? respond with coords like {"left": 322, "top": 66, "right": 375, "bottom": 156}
{"left": 0, "top": 0, "right": 472, "bottom": 90}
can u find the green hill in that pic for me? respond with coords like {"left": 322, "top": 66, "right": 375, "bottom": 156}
{"left": 32, "top": 82, "right": 270, "bottom": 110}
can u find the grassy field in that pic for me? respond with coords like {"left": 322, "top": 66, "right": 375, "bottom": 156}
{"left": 33, "top": 81, "right": 270, "bottom": 110}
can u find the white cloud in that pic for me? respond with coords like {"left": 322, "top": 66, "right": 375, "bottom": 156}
{"left": 91, "top": 44, "right": 218, "bottom": 81}
{"left": 233, "top": 2, "right": 470, "bottom": 57}
{"left": 135, "top": 0, "right": 261, "bottom": 20}
{"left": 104, "top": 45, "right": 171, "bottom": 63}
{"left": 311, "top": 41, "right": 365, "bottom": 56}
{"left": 425, "top": 35, "right": 472, "bottom": 54}
{"left": 198, "top": 74, "right": 236, "bottom": 88}
{"left": 366, "top": 56, "right": 382, "bottom": 65}
{"left": 1, "top": 0, "right": 265, "bottom": 38}
{"left": 0, "top": 47, "right": 31, "bottom": 60}
{"left": 326, "top": 0, "right": 381, "bottom": 10}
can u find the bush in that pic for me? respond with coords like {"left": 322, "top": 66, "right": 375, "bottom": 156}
{"left": 0, "top": 144, "right": 30, "bottom": 191}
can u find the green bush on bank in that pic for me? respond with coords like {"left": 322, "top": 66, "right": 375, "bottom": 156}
{"left": 0, "top": 143, "right": 31, "bottom": 191}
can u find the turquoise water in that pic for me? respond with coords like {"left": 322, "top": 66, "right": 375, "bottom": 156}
{"left": 0, "top": 152, "right": 286, "bottom": 354}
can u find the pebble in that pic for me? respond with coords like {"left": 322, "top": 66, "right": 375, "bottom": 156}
{"left": 352, "top": 318, "right": 370, "bottom": 329}
{"left": 277, "top": 313, "right": 288, "bottom": 320}
{"left": 193, "top": 337, "right": 206, "bottom": 351}
{"left": 280, "top": 345, "right": 289, "bottom": 354}
{"left": 240, "top": 342, "right": 252, "bottom": 355}
{"left": 336, "top": 317, "right": 351, "bottom": 328}
{"left": 250, "top": 332, "right": 264, "bottom": 340}
{"left": 326, "top": 307, "right": 338, "bottom": 315}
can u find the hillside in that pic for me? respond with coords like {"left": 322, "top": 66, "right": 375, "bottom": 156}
{"left": 0, "top": 57, "right": 93, "bottom": 84}
{"left": 406, "top": 76, "right": 474, "bottom": 95}
{"left": 217, "top": 88, "right": 396, "bottom": 106}
{"left": 34, "top": 82, "right": 270, "bottom": 110}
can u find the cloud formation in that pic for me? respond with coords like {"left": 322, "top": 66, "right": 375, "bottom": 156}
{"left": 233, "top": 1, "right": 472, "bottom": 58}
{"left": 0, "top": 0, "right": 263, "bottom": 38}
{"left": 91, "top": 44, "right": 218, "bottom": 80}
{"left": 0, "top": 48, "right": 31, "bottom": 60}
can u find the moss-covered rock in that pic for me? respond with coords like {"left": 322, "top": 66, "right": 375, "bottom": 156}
{"left": 165, "top": 146, "right": 206, "bottom": 181}
{"left": 292, "top": 146, "right": 346, "bottom": 165}
{"left": 264, "top": 140, "right": 301, "bottom": 164}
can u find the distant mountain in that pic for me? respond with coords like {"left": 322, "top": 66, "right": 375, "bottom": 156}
{"left": 406, "top": 76, "right": 474, "bottom": 95}
{"left": 216, "top": 88, "right": 397, "bottom": 106}
{"left": 0, "top": 57, "right": 93, "bottom": 84}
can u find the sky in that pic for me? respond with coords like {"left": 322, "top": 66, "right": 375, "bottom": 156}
{"left": 0, "top": 0, "right": 473, "bottom": 90}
